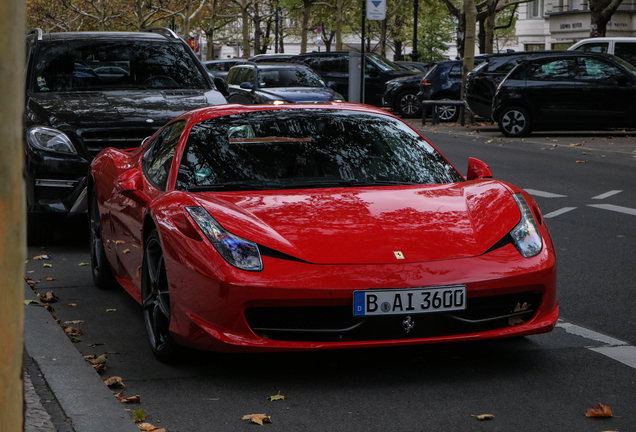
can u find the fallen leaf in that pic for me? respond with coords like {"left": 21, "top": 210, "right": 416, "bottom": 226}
{"left": 24, "top": 300, "right": 42, "bottom": 306}
{"left": 33, "top": 254, "right": 51, "bottom": 260}
{"left": 132, "top": 409, "right": 146, "bottom": 422}
{"left": 576, "top": 160, "right": 587, "bottom": 163}
{"left": 585, "top": 403, "right": 613, "bottom": 417}
{"left": 485, "top": 139, "right": 493, "bottom": 143}
{"left": 137, "top": 423, "right": 165, "bottom": 432}
{"left": 64, "top": 320, "right": 85, "bottom": 324}
{"left": 241, "top": 414, "right": 272, "bottom": 425}
{"left": 24, "top": 277, "right": 36, "bottom": 288}
{"left": 44, "top": 291, "right": 58, "bottom": 302}
{"left": 43, "top": 263, "right": 52, "bottom": 268}
{"left": 78, "top": 262, "right": 89, "bottom": 266}
{"left": 115, "top": 240, "right": 125, "bottom": 245}
{"left": 95, "top": 354, "right": 108, "bottom": 364}
{"left": 70, "top": 336, "right": 81, "bottom": 343}
{"left": 87, "top": 342, "right": 104, "bottom": 347}
{"left": 104, "top": 376, "right": 125, "bottom": 388}
{"left": 62, "top": 326, "right": 82, "bottom": 337}
{"left": 472, "top": 414, "right": 495, "bottom": 421}
{"left": 267, "top": 392, "right": 285, "bottom": 401}
{"left": 84, "top": 353, "right": 108, "bottom": 371}
{"left": 116, "top": 390, "right": 141, "bottom": 403}
{"left": 106, "top": 309, "right": 117, "bottom": 312}
{"left": 68, "top": 303, "right": 77, "bottom": 306}
{"left": 45, "top": 277, "right": 56, "bottom": 281}
{"left": 123, "top": 249, "right": 131, "bottom": 254}
{"left": 569, "top": 142, "right": 583, "bottom": 146}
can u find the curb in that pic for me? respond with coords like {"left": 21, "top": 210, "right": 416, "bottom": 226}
{"left": 23, "top": 284, "right": 140, "bottom": 432}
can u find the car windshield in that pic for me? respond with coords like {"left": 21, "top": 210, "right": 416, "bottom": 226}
{"left": 175, "top": 110, "right": 464, "bottom": 191}
{"left": 367, "top": 54, "right": 404, "bottom": 72}
{"left": 258, "top": 68, "right": 325, "bottom": 88}
{"left": 33, "top": 40, "right": 209, "bottom": 92}
{"left": 609, "top": 54, "right": 636, "bottom": 77}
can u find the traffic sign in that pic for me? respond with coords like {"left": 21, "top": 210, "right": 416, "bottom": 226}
{"left": 367, "top": 0, "right": 386, "bottom": 20}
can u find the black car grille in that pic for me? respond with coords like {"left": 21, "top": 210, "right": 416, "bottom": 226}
{"left": 244, "top": 291, "right": 542, "bottom": 342}
{"left": 80, "top": 128, "right": 159, "bottom": 158}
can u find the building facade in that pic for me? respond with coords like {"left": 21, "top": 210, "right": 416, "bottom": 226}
{"left": 515, "top": 0, "right": 636, "bottom": 51}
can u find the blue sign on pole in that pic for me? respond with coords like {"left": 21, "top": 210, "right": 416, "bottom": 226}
{"left": 366, "top": 0, "right": 386, "bottom": 20}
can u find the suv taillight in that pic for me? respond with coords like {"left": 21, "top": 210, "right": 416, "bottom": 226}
{"left": 420, "top": 78, "right": 431, "bottom": 87}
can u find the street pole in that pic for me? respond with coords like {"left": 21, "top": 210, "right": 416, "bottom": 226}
{"left": 360, "top": 0, "right": 366, "bottom": 104}
{"left": 0, "top": 0, "right": 26, "bottom": 431}
{"left": 411, "top": 0, "right": 420, "bottom": 61}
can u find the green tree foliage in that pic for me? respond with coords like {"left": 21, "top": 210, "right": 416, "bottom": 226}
{"left": 414, "top": 0, "right": 454, "bottom": 61}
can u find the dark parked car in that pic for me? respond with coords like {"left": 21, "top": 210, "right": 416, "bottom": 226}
{"left": 291, "top": 52, "right": 417, "bottom": 106}
{"left": 24, "top": 28, "right": 227, "bottom": 242}
{"left": 383, "top": 73, "right": 427, "bottom": 118}
{"left": 203, "top": 59, "right": 247, "bottom": 80}
{"left": 493, "top": 51, "right": 636, "bottom": 137}
{"left": 466, "top": 51, "right": 564, "bottom": 119}
{"left": 395, "top": 61, "right": 434, "bottom": 73}
{"left": 225, "top": 62, "right": 344, "bottom": 104}
{"left": 247, "top": 54, "right": 297, "bottom": 63}
{"left": 416, "top": 58, "right": 485, "bottom": 122}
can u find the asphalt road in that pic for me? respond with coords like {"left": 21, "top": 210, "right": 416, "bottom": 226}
{"left": 26, "top": 125, "right": 636, "bottom": 431}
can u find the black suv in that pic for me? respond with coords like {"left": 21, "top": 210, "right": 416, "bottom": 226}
{"left": 291, "top": 52, "right": 417, "bottom": 106}
{"left": 225, "top": 62, "right": 343, "bottom": 104}
{"left": 25, "top": 28, "right": 226, "bottom": 241}
{"left": 493, "top": 51, "right": 636, "bottom": 137}
{"left": 465, "top": 51, "right": 561, "bottom": 119}
{"left": 416, "top": 59, "right": 484, "bottom": 122}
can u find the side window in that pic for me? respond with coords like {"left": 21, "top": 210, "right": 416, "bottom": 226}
{"left": 226, "top": 68, "right": 240, "bottom": 85}
{"left": 236, "top": 67, "right": 254, "bottom": 84}
{"left": 314, "top": 56, "right": 343, "bottom": 73}
{"left": 527, "top": 58, "right": 575, "bottom": 81}
{"left": 614, "top": 42, "right": 636, "bottom": 67}
{"left": 577, "top": 58, "right": 627, "bottom": 85}
{"left": 142, "top": 120, "right": 187, "bottom": 190}
{"left": 574, "top": 42, "right": 608, "bottom": 53}
{"left": 448, "top": 64, "right": 462, "bottom": 79}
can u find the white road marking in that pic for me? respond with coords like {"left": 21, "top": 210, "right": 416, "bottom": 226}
{"left": 543, "top": 207, "right": 577, "bottom": 218}
{"left": 556, "top": 321, "right": 627, "bottom": 346}
{"left": 525, "top": 189, "right": 567, "bottom": 198}
{"left": 557, "top": 321, "right": 636, "bottom": 371}
{"left": 591, "top": 190, "right": 623, "bottom": 200}
{"left": 589, "top": 346, "right": 636, "bottom": 370}
{"left": 588, "top": 204, "right": 636, "bottom": 216}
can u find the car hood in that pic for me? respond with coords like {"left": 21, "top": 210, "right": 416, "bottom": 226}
{"left": 193, "top": 181, "right": 521, "bottom": 265}
{"left": 27, "top": 89, "right": 226, "bottom": 127}
{"left": 259, "top": 87, "right": 340, "bottom": 103}
{"left": 387, "top": 73, "right": 427, "bottom": 85}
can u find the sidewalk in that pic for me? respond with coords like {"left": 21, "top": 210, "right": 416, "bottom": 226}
{"left": 409, "top": 120, "right": 636, "bottom": 155}
{"left": 23, "top": 283, "right": 141, "bottom": 432}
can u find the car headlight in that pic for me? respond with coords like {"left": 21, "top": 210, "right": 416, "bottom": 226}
{"left": 268, "top": 100, "right": 287, "bottom": 105}
{"left": 27, "top": 126, "right": 77, "bottom": 154}
{"left": 186, "top": 207, "right": 263, "bottom": 271}
{"left": 510, "top": 193, "right": 543, "bottom": 258}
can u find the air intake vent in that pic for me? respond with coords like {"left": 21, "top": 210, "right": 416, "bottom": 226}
{"left": 163, "top": 90, "right": 202, "bottom": 97}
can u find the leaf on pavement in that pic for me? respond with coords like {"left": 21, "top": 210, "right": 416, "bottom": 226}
{"left": 576, "top": 160, "right": 587, "bottom": 163}
{"left": 43, "top": 263, "right": 52, "bottom": 268}
{"left": 106, "top": 309, "right": 117, "bottom": 312}
{"left": 45, "top": 276, "right": 56, "bottom": 281}
{"left": 44, "top": 291, "right": 58, "bottom": 302}
{"left": 64, "top": 320, "right": 84, "bottom": 324}
{"left": 132, "top": 409, "right": 146, "bottom": 423}
{"left": 585, "top": 403, "right": 613, "bottom": 417}
{"left": 84, "top": 354, "right": 107, "bottom": 371}
{"left": 24, "top": 277, "right": 36, "bottom": 288}
{"left": 115, "top": 240, "right": 125, "bottom": 245}
{"left": 24, "top": 300, "right": 42, "bottom": 306}
{"left": 472, "top": 414, "right": 495, "bottom": 421}
{"left": 267, "top": 392, "right": 285, "bottom": 401}
{"left": 62, "top": 326, "right": 82, "bottom": 337}
{"left": 33, "top": 254, "right": 51, "bottom": 260}
{"left": 241, "top": 414, "right": 272, "bottom": 425}
{"left": 68, "top": 303, "right": 77, "bottom": 306}
{"left": 123, "top": 249, "right": 131, "bottom": 254}
{"left": 104, "top": 376, "right": 125, "bottom": 388}
{"left": 137, "top": 423, "right": 165, "bottom": 432}
{"left": 115, "top": 390, "right": 141, "bottom": 403}
{"left": 78, "top": 262, "right": 89, "bottom": 266}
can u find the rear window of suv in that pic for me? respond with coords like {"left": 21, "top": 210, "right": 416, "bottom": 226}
{"left": 33, "top": 40, "right": 208, "bottom": 92}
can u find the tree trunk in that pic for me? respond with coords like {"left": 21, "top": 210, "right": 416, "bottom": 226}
{"left": 461, "top": 0, "right": 477, "bottom": 124}
{"left": 478, "top": 17, "right": 485, "bottom": 53}
{"left": 457, "top": 10, "right": 466, "bottom": 59}
{"left": 301, "top": 0, "right": 312, "bottom": 53}
{"left": 0, "top": 1, "right": 26, "bottom": 431}
{"left": 590, "top": 0, "right": 623, "bottom": 36}
{"left": 253, "top": 0, "right": 262, "bottom": 56}
{"left": 242, "top": 0, "right": 251, "bottom": 56}
{"left": 394, "top": 40, "right": 404, "bottom": 60}
{"left": 336, "top": 0, "right": 343, "bottom": 50}
{"left": 380, "top": 19, "right": 387, "bottom": 57}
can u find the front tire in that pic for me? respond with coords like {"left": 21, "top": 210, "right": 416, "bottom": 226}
{"left": 395, "top": 90, "right": 421, "bottom": 118}
{"left": 498, "top": 106, "right": 532, "bottom": 137}
{"left": 89, "top": 188, "right": 117, "bottom": 289}
{"left": 142, "top": 229, "right": 182, "bottom": 363}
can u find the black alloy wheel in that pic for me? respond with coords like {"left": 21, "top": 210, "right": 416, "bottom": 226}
{"left": 437, "top": 98, "right": 460, "bottom": 122}
{"left": 142, "top": 229, "right": 181, "bottom": 362}
{"left": 89, "top": 188, "right": 117, "bottom": 289}
{"left": 396, "top": 90, "right": 421, "bottom": 118}
{"left": 498, "top": 106, "right": 532, "bottom": 137}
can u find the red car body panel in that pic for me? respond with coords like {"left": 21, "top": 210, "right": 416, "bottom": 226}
{"left": 89, "top": 103, "right": 558, "bottom": 353}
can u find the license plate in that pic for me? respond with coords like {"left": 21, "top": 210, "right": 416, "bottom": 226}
{"left": 353, "top": 286, "right": 466, "bottom": 316}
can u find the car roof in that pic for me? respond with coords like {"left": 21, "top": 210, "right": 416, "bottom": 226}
{"left": 516, "top": 50, "right": 615, "bottom": 61}
{"left": 240, "top": 62, "right": 312, "bottom": 69}
{"left": 35, "top": 31, "right": 174, "bottom": 42}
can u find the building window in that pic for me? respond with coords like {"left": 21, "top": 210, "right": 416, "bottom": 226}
{"left": 525, "top": 44, "right": 546, "bottom": 51}
{"left": 528, "top": 0, "right": 543, "bottom": 17}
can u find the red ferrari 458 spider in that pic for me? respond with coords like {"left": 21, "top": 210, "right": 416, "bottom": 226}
{"left": 89, "top": 103, "right": 558, "bottom": 362}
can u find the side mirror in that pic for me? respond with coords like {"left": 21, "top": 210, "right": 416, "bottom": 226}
{"left": 214, "top": 77, "right": 229, "bottom": 96}
{"left": 466, "top": 157, "right": 493, "bottom": 180}
{"left": 327, "top": 81, "right": 338, "bottom": 90}
{"left": 114, "top": 169, "right": 150, "bottom": 203}
{"left": 368, "top": 68, "right": 379, "bottom": 78}
{"left": 240, "top": 81, "right": 254, "bottom": 90}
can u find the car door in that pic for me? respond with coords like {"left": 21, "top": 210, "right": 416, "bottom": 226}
{"left": 523, "top": 57, "right": 580, "bottom": 127}
{"left": 307, "top": 55, "right": 348, "bottom": 98}
{"left": 575, "top": 56, "right": 636, "bottom": 127}
{"left": 227, "top": 66, "right": 258, "bottom": 104}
